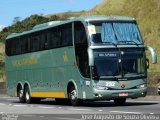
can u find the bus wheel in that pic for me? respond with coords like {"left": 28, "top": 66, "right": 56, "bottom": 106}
{"left": 69, "top": 86, "right": 80, "bottom": 106}
{"left": 17, "top": 88, "right": 25, "bottom": 103}
{"left": 24, "top": 85, "right": 32, "bottom": 104}
{"left": 114, "top": 98, "right": 126, "bottom": 106}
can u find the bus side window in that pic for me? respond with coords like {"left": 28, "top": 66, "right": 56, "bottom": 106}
{"left": 11, "top": 39, "right": 16, "bottom": 55}
{"left": 54, "top": 28, "right": 61, "bottom": 48}
{"left": 39, "top": 34, "right": 45, "bottom": 50}
{"left": 29, "top": 34, "right": 39, "bottom": 52}
{"left": 61, "top": 23, "right": 72, "bottom": 47}
{"left": 50, "top": 29, "right": 56, "bottom": 48}
{"left": 15, "top": 37, "right": 19, "bottom": 54}
{"left": 74, "top": 21, "right": 90, "bottom": 78}
{"left": 21, "top": 37, "right": 28, "bottom": 54}
{"left": 47, "top": 27, "right": 61, "bottom": 49}
{"left": 46, "top": 31, "right": 51, "bottom": 49}
{"left": 9, "top": 39, "right": 16, "bottom": 55}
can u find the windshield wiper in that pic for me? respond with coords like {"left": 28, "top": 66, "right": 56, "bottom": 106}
{"left": 100, "top": 75, "right": 120, "bottom": 81}
{"left": 122, "top": 72, "right": 145, "bottom": 78}
{"left": 101, "top": 41, "right": 117, "bottom": 47}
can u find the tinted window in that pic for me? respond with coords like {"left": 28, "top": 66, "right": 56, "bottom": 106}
{"left": 74, "top": 21, "right": 90, "bottom": 78}
{"left": 61, "top": 24, "right": 72, "bottom": 46}
{"left": 74, "top": 22, "right": 87, "bottom": 45}
{"left": 48, "top": 27, "right": 61, "bottom": 48}
{"left": 6, "top": 23, "right": 73, "bottom": 56}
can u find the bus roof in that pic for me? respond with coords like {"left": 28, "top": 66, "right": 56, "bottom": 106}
{"left": 6, "top": 15, "right": 135, "bottom": 40}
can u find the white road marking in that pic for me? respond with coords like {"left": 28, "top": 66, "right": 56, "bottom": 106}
{"left": 150, "top": 113, "right": 154, "bottom": 114}
{"left": 13, "top": 105, "right": 27, "bottom": 107}
{"left": 7, "top": 99, "right": 18, "bottom": 101}
{"left": 110, "top": 111, "right": 142, "bottom": 114}
{"left": 37, "top": 106, "right": 55, "bottom": 109}
{"left": 98, "top": 110, "right": 103, "bottom": 112}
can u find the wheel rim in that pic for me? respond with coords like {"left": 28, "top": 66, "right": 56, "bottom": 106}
{"left": 71, "top": 90, "right": 77, "bottom": 100}
{"left": 25, "top": 90, "right": 30, "bottom": 101}
{"left": 19, "top": 90, "right": 23, "bottom": 98}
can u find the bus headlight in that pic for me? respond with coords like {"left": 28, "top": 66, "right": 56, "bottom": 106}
{"left": 136, "top": 84, "right": 146, "bottom": 88}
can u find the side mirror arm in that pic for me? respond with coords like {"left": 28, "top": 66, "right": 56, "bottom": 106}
{"left": 145, "top": 46, "right": 157, "bottom": 64}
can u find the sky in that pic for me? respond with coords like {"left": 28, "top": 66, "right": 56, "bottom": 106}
{"left": 0, "top": 0, "right": 102, "bottom": 27}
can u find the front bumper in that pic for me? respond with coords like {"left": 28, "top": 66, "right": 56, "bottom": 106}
{"left": 91, "top": 88, "right": 147, "bottom": 100}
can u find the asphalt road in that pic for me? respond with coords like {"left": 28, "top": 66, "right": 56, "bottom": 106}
{"left": 0, "top": 95, "right": 160, "bottom": 120}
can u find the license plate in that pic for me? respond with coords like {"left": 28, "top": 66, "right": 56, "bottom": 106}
{"left": 119, "top": 92, "right": 128, "bottom": 96}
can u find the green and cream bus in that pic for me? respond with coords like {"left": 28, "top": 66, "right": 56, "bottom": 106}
{"left": 5, "top": 16, "right": 157, "bottom": 106}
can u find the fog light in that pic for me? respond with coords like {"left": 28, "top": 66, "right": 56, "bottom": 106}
{"left": 137, "top": 84, "right": 146, "bottom": 88}
{"left": 98, "top": 94, "right": 102, "bottom": 97}
{"left": 95, "top": 94, "right": 103, "bottom": 98}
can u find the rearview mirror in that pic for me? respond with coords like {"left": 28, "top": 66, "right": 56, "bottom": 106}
{"left": 145, "top": 46, "right": 157, "bottom": 64}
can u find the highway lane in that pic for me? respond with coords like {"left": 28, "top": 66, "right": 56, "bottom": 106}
{"left": 0, "top": 96, "right": 160, "bottom": 120}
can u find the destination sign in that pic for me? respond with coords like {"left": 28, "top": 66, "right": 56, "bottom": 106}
{"left": 98, "top": 53, "right": 117, "bottom": 57}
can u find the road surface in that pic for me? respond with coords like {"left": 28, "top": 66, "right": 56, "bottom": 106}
{"left": 0, "top": 95, "right": 160, "bottom": 120}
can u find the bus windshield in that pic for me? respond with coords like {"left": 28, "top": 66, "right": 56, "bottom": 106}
{"left": 88, "top": 21, "right": 143, "bottom": 45}
{"left": 95, "top": 58, "right": 120, "bottom": 77}
{"left": 94, "top": 51, "right": 146, "bottom": 78}
{"left": 121, "top": 52, "right": 145, "bottom": 77}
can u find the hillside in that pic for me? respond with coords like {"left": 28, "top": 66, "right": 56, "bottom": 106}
{"left": 0, "top": 0, "right": 160, "bottom": 85}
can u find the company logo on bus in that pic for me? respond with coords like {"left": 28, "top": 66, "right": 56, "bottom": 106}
{"left": 121, "top": 84, "right": 125, "bottom": 89}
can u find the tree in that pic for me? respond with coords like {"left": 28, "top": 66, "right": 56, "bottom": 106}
{"left": 12, "top": 16, "right": 21, "bottom": 24}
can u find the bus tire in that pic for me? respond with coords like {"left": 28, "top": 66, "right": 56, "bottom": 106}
{"left": 114, "top": 98, "right": 126, "bottom": 106}
{"left": 24, "top": 85, "right": 33, "bottom": 104}
{"left": 17, "top": 87, "right": 25, "bottom": 103}
{"left": 69, "top": 86, "right": 81, "bottom": 106}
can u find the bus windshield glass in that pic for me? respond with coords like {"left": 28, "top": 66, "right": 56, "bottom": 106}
{"left": 121, "top": 52, "right": 145, "bottom": 77}
{"left": 95, "top": 58, "right": 120, "bottom": 77}
{"left": 88, "top": 21, "right": 143, "bottom": 45}
{"left": 94, "top": 51, "right": 146, "bottom": 78}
